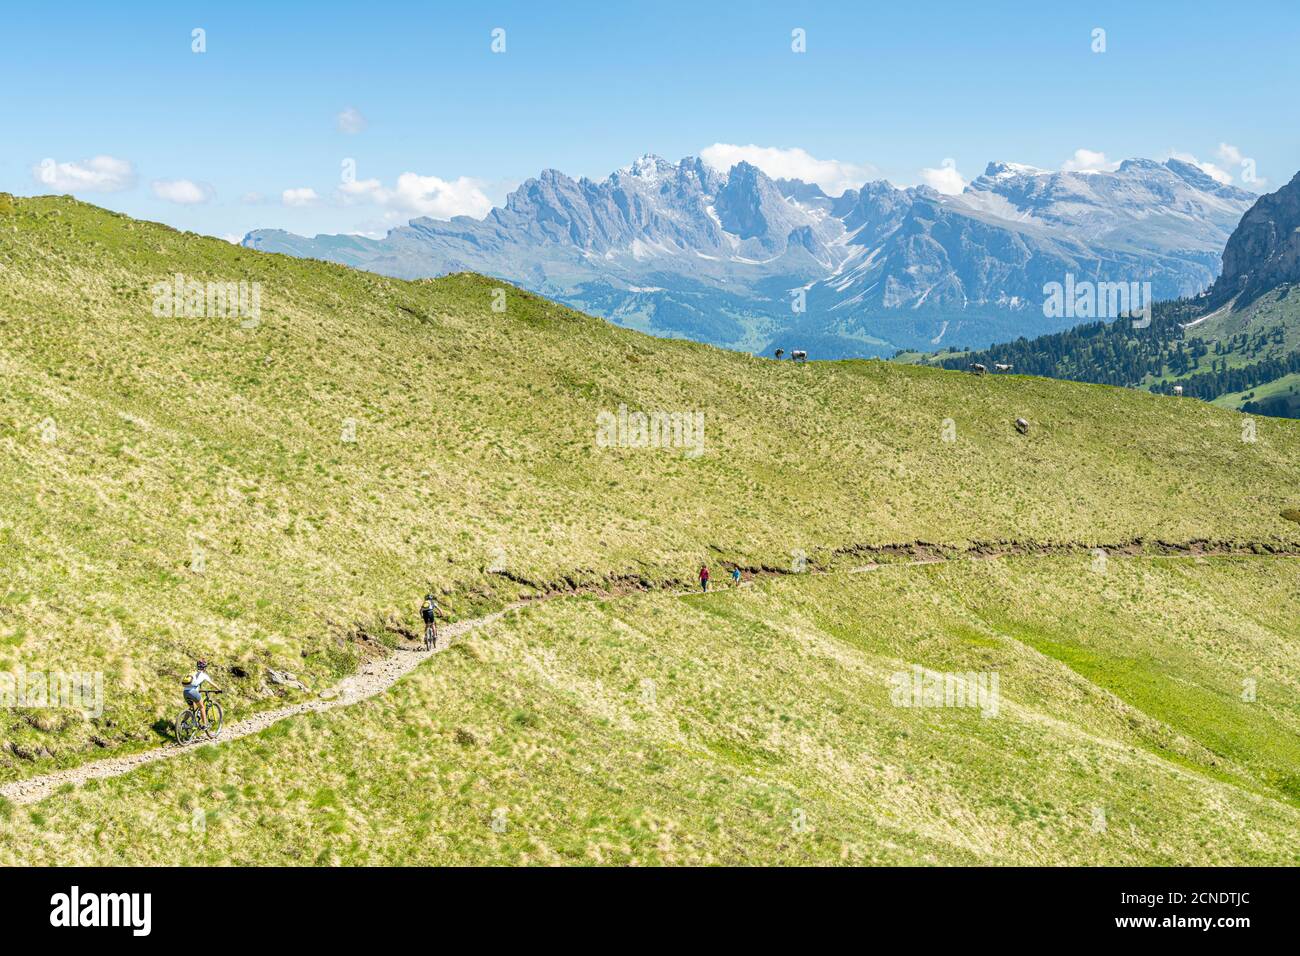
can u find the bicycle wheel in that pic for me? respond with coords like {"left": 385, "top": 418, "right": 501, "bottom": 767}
{"left": 176, "top": 708, "right": 196, "bottom": 744}
{"left": 204, "top": 699, "right": 224, "bottom": 738}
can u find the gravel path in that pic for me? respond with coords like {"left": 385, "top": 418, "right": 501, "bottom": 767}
{"left": 2, "top": 545, "right": 1292, "bottom": 807}
{"left": 0, "top": 605, "right": 524, "bottom": 806}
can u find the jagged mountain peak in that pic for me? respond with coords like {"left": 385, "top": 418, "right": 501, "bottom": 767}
{"left": 980, "top": 161, "right": 1050, "bottom": 181}
{"left": 613, "top": 153, "right": 677, "bottom": 181}
{"left": 1161, "top": 158, "right": 1257, "bottom": 201}
{"left": 1117, "top": 157, "right": 1164, "bottom": 173}
{"left": 775, "top": 178, "right": 830, "bottom": 203}
{"left": 243, "top": 152, "right": 1261, "bottom": 359}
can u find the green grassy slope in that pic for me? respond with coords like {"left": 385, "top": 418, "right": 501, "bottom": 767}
{"left": 3, "top": 554, "right": 1296, "bottom": 866}
{"left": 1188, "top": 287, "right": 1300, "bottom": 354}
{"left": 1, "top": 194, "right": 1298, "bottom": 797}
{"left": 1212, "top": 371, "right": 1300, "bottom": 414}
{"left": 1141, "top": 289, "right": 1300, "bottom": 406}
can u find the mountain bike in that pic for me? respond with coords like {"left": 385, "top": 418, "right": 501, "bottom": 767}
{"left": 176, "top": 689, "right": 224, "bottom": 744}
{"left": 424, "top": 617, "right": 438, "bottom": 651}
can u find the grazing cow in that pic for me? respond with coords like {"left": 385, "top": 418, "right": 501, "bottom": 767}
{"left": 1172, "top": 385, "right": 1184, "bottom": 396}
{"left": 994, "top": 363, "right": 1014, "bottom": 373}
{"left": 969, "top": 363, "right": 987, "bottom": 375}
{"left": 791, "top": 350, "right": 808, "bottom": 362}
{"left": 1015, "top": 417, "right": 1029, "bottom": 435}
{"left": 774, "top": 348, "right": 785, "bottom": 359}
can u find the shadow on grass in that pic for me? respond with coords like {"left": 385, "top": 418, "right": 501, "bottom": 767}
{"left": 150, "top": 717, "right": 177, "bottom": 742}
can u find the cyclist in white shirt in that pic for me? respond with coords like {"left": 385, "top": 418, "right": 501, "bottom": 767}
{"left": 182, "top": 659, "right": 220, "bottom": 728}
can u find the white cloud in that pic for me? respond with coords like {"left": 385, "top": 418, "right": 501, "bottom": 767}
{"left": 919, "top": 158, "right": 966, "bottom": 195}
{"left": 1168, "top": 151, "right": 1234, "bottom": 185}
{"left": 32, "top": 155, "right": 135, "bottom": 193}
{"left": 700, "top": 143, "right": 874, "bottom": 196}
{"left": 338, "top": 172, "right": 492, "bottom": 220}
{"left": 282, "top": 187, "right": 320, "bottom": 207}
{"left": 338, "top": 179, "right": 382, "bottom": 201}
{"left": 1216, "top": 143, "right": 1244, "bottom": 166}
{"left": 1214, "top": 143, "right": 1266, "bottom": 188}
{"left": 221, "top": 233, "right": 244, "bottom": 244}
{"left": 1061, "top": 149, "right": 1120, "bottom": 173}
{"left": 151, "top": 178, "right": 213, "bottom": 204}
{"left": 241, "top": 191, "right": 267, "bottom": 205}
{"left": 336, "top": 107, "right": 368, "bottom": 134}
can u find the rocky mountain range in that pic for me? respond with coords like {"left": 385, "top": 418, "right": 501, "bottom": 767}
{"left": 244, "top": 154, "right": 1256, "bottom": 358}
{"left": 932, "top": 168, "right": 1300, "bottom": 418}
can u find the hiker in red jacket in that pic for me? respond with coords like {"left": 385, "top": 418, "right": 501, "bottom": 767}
{"left": 699, "top": 565, "right": 710, "bottom": 592}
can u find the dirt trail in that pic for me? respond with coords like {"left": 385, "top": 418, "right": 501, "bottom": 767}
{"left": 2, "top": 543, "right": 1295, "bottom": 806}
{"left": 0, "top": 605, "right": 526, "bottom": 806}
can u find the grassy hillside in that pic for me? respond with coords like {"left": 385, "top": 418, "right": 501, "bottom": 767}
{"left": 1212, "top": 371, "right": 1300, "bottom": 416}
{"left": 1, "top": 195, "right": 1299, "bottom": 862}
{"left": 2, "top": 554, "right": 1297, "bottom": 866}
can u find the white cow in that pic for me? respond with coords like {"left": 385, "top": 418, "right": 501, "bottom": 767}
{"left": 791, "top": 350, "right": 808, "bottom": 362}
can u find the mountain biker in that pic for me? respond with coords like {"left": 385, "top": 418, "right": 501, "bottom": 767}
{"left": 421, "top": 592, "right": 440, "bottom": 648}
{"left": 182, "top": 660, "right": 220, "bottom": 727}
{"left": 731, "top": 567, "right": 741, "bottom": 585}
{"left": 699, "top": 565, "right": 710, "bottom": 592}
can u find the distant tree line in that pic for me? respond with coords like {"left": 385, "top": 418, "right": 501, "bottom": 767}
{"left": 1149, "top": 351, "right": 1300, "bottom": 399}
{"left": 935, "top": 296, "right": 1298, "bottom": 412}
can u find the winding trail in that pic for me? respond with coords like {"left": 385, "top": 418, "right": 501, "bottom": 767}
{"left": 0, "top": 605, "right": 527, "bottom": 806}
{"left": 1, "top": 541, "right": 1295, "bottom": 806}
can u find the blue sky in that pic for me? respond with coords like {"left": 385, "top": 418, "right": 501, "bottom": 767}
{"left": 3, "top": 0, "right": 1295, "bottom": 240}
